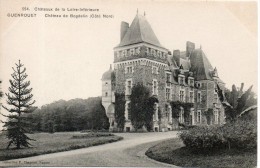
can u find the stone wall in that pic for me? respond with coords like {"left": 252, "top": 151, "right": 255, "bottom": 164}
{"left": 114, "top": 57, "right": 174, "bottom": 131}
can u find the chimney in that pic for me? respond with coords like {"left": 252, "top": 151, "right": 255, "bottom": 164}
{"left": 120, "top": 21, "right": 129, "bottom": 41}
{"left": 173, "top": 50, "right": 180, "bottom": 57}
{"left": 172, "top": 50, "right": 180, "bottom": 66}
{"left": 186, "top": 41, "right": 195, "bottom": 58}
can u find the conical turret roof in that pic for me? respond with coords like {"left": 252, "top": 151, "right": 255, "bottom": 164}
{"left": 117, "top": 14, "right": 165, "bottom": 49}
{"left": 102, "top": 65, "right": 114, "bottom": 80}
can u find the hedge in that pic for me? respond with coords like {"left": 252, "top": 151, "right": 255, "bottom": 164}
{"left": 179, "top": 119, "right": 256, "bottom": 150}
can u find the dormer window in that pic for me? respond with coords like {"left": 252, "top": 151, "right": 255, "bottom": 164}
{"left": 178, "top": 76, "right": 185, "bottom": 85}
{"left": 189, "top": 78, "right": 194, "bottom": 87}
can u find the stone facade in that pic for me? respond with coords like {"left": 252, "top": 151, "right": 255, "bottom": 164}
{"left": 101, "top": 13, "right": 225, "bottom": 132}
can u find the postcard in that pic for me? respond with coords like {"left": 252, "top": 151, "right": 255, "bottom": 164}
{"left": 0, "top": 0, "right": 257, "bottom": 167}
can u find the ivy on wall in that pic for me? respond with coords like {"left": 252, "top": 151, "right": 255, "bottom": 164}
{"left": 170, "top": 101, "right": 194, "bottom": 123}
{"left": 115, "top": 92, "right": 126, "bottom": 132}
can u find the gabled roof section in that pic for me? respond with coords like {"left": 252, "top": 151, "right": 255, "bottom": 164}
{"left": 180, "top": 58, "right": 191, "bottom": 70}
{"left": 190, "top": 49, "right": 214, "bottom": 81}
{"left": 117, "top": 14, "right": 165, "bottom": 49}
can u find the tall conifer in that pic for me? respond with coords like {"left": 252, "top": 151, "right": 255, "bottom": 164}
{"left": 1, "top": 60, "right": 36, "bottom": 149}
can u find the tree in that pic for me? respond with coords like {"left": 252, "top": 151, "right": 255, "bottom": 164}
{"left": 114, "top": 92, "right": 126, "bottom": 132}
{"left": 144, "top": 96, "right": 158, "bottom": 131}
{"left": 217, "top": 83, "right": 256, "bottom": 122}
{"left": 1, "top": 60, "right": 36, "bottom": 149}
{"left": 129, "top": 84, "right": 150, "bottom": 130}
{"left": 129, "top": 83, "right": 156, "bottom": 131}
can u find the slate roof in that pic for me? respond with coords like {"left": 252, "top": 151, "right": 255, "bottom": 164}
{"left": 169, "top": 48, "right": 224, "bottom": 83}
{"left": 189, "top": 49, "right": 214, "bottom": 81}
{"left": 179, "top": 58, "right": 191, "bottom": 70}
{"left": 117, "top": 14, "right": 166, "bottom": 49}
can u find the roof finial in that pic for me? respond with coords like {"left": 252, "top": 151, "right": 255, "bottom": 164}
{"left": 137, "top": 8, "right": 138, "bottom": 14}
{"left": 200, "top": 45, "right": 202, "bottom": 49}
{"left": 144, "top": 11, "right": 146, "bottom": 16}
{"left": 110, "top": 64, "right": 112, "bottom": 70}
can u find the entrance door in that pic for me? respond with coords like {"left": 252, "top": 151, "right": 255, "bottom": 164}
{"left": 126, "top": 127, "right": 130, "bottom": 132}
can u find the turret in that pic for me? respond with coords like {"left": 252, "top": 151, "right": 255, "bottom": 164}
{"left": 101, "top": 65, "right": 115, "bottom": 131}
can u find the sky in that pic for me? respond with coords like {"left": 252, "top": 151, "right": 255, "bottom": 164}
{"left": 0, "top": 0, "right": 257, "bottom": 110}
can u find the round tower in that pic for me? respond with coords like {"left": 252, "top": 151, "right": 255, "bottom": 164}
{"left": 101, "top": 65, "right": 115, "bottom": 131}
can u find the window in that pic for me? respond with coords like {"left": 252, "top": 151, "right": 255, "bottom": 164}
{"left": 189, "top": 79, "right": 194, "bottom": 86}
{"left": 127, "top": 103, "right": 131, "bottom": 120}
{"left": 105, "top": 92, "right": 108, "bottom": 97}
{"left": 130, "top": 48, "right": 135, "bottom": 56}
{"left": 197, "top": 92, "right": 201, "bottom": 103}
{"left": 105, "top": 82, "right": 108, "bottom": 85}
{"left": 166, "top": 73, "right": 171, "bottom": 83}
{"left": 151, "top": 49, "right": 156, "bottom": 57}
{"left": 190, "top": 91, "right": 194, "bottom": 103}
{"left": 153, "top": 103, "right": 159, "bottom": 121}
{"left": 152, "top": 66, "right": 158, "bottom": 74}
{"left": 179, "top": 108, "right": 184, "bottom": 123}
{"left": 126, "top": 66, "right": 133, "bottom": 74}
{"left": 153, "top": 79, "right": 158, "bottom": 95}
{"left": 214, "top": 110, "right": 219, "bottom": 124}
{"left": 197, "top": 110, "right": 201, "bottom": 123}
{"left": 214, "top": 93, "right": 218, "bottom": 103}
{"left": 121, "top": 50, "right": 126, "bottom": 57}
{"left": 166, "top": 88, "right": 170, "bottom": 100}
{"left": 180, "top": 90, "right": 184, "bottom": 102}
{"left": 214, "top": 86, "right": 218, "bottom": 103}
{"left": 197, "top": 82, "right": 201, "bottom": 88}
{"left": 126, "top": 79, "right": 132, "bottom": 95}
{"left": 201, "top": 83, "right": 206, "bottom": 88}
{"left": 179, "top": 77, "right": 184, "bottom": 85}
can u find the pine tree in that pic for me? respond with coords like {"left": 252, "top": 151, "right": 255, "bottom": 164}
{"left": 1, "top": 60, "right": 36, "bottom": 149}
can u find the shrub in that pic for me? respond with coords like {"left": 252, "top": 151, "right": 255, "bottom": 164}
{"left": 179, "top": 118, "right": 256, "bottom": 151}
{"left": 222, "top": 119, "right": 257, "bottom": 149}
{"left": 71, "top": 132, "right": 114, "bottom": 139}
{"left": 179, "top": 125, "right": 226, "bottom": 150}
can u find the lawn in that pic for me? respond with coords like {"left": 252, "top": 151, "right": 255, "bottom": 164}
{"left": 0, "top": 132, "right": 123, "bottom": 161}
{"left": 145, "top": 138, "right": 257, "bottom": 168}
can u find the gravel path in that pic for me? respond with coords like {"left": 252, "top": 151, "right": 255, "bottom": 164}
{"left": 0, "top": 131, "right": 180, "bottom": 167}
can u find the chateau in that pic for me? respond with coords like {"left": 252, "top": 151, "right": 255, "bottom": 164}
{"left": 101, "top": 13, "right": 225, "bottom": 132}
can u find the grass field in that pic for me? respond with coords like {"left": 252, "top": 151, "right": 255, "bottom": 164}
{"left": 146, "top": 138, "right": 257, "bottom": 168}
{"left": 0, "top": 132, "right": 122, "bottom": 161}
